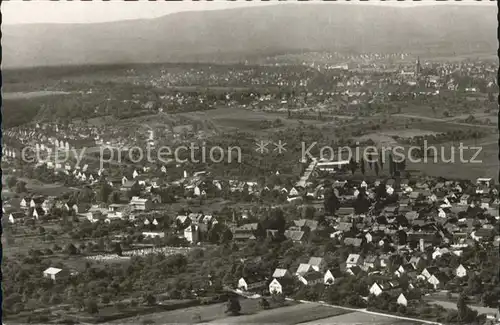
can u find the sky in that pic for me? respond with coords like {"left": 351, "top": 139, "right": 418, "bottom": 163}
{"left": 2, "top": 0, "right": 495, "bottom": 25}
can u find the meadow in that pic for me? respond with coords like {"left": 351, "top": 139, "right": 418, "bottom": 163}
{"left": 112, "top": 299, "right": 349, "bottom": 324}
{"left": 300, "top": 311, "right": 424, "bottom": 325}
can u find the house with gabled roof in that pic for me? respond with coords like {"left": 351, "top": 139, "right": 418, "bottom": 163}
{"left": 369, "top": 281, "right": 401, "bottom": 297}
{"left": 284, "top": 230, "right": 306, "bottom": 243}
{"left": 20, "top": 197, "right": 30, "bottom": 210}
{"left": 43, "top": 267, "right": 70, "bottom": 282}
{"left": 294, "top": 219, "right": 319, "bottom": 231}
{"left": 297, "top": 270, "right": 323, "bottom": 286}
{"left": 31, "top": 207, "right": 45, "bottom": 220}
{"left": 419, "top": 266, "right": 439, "bottom": 280}
{"left": 296, "top": 263, "right": 313, "bottom": 276}
{"left": 8, "top": 212, "right": 25, "bottom": 224}
{"left": 344, "top": 237, "right": 363, "bottom": 247}
{"left": 428, "top": 272, "right": 450, "bottom": 289}
{"left": 369, "top": 282, "right": 385, "bottom": 296}
{"left": 129, "top": 196, "right": 152, "bottom": 212}
{"left": 394, "top": 264, "right": 415, "bottom": 277}
{"left": 324, "top": 269, "right": 342, "bottom": 285}
{"left": 269, "top": 278, "right": 283, "bottom": 294}
{"left": 397, "top": 293, "right": 408, "bottom": 306}
{"left": 272, "top": 268, "right": 291, "bottom": 279}
{"left": 346, "top": 254, "right": 363, "bottom": 269}
{"left": 455, "top": 264, "right": 467, "bottom": 278}
{"left": 237, "top": 277, "right": 267, "bottom": 292}
{"left": 308, "top": 257, "right": 326, "bottom": 272}
{"left": 184, "top": 224, "right": 199, "bottom": 244}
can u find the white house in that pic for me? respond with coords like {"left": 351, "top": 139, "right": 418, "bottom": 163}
{"left": 269, "top": 278, "right": 283, "bottom": 294}
{"left": 29, "top": 199, "right": 38, "bottom": 208}
{"left": 129, "top": 196, "right": 153, "bottom": 212}
{"left": 184, "top": 224, "right": 199, "bottom": 244}
{"left": 43, "top": 267, "right": 69, "bottom": 282}
{"left": 20, "top": 198, "right": 29, "bottom": 209}
{"left": 32, "top": 207, "right": 44, "bottom": 219}
{"left": 289, "top": 187, "right": 300, "bottom": 197}
{"left": 8, "top": 212, "right": 25, "bottom": 224}
{"left": 419, "top": 267, "right": 438, "bottom": 280}
{"left": 397, "top": 293, "right": 408, "bottom": 306}
{"left": 476, "top": 177, "right": 493, "bottom": 188}
{"left": 369, "top": 282, "right": 384, "bottom": 296}
{"left": 324, "top": 269, "right": 336, "bottom": 285}
{"left": 428, "top": 273, "right": 448, "bottom": 290}
{"left": 455, "top": 264, "right": 467, "bottom": 278}
{"left": 237, "top": 277, "right": 266, "bottom": 292}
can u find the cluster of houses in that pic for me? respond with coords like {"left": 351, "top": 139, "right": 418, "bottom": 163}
{"left": 235, "top": 250, "right": 481, "bottom": 310}
{"left": 224, "top": 176, "right": 499, "bottom": 309}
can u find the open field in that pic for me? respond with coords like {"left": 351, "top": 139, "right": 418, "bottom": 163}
{"left": 3, "top": 90, "right": 71, "bottom": 100}
{"left": 211, "top": 303, "right": 350, "bottom": 324}
{"left": 2, "top": 174, "right": 76, "bottom": 197}
{"left": 382, "top": 129, "right": 440, "bottom": 138}
{"left": 300, "top": 311, "right": 423, "bottom": 325}
{"left": 3, "top": 232, "right": 75, "bottom": 257}
{"left": 109, "top": 298, "right": 300, "bottom": 324}
{"left": 407, "top": 138, "right": 498, "bottom": 182}
{"left": 177, "top": 106, "right": 320, "bottom": 133}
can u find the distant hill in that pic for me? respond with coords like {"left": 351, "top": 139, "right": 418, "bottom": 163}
{"left": 2, "top": 4, "right": 497, "bottom": 68}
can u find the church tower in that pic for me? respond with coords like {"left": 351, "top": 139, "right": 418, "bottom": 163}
{"left": 416, "top": 56, "right": 421, "bottom": 76}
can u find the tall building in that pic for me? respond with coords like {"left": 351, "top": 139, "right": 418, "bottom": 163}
{"left": 416, "top": 56, "right": 422, "bottom": 76}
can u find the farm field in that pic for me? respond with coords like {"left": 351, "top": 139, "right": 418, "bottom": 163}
{"left": 211, "top": 302, "right": 350, "bottom": 324}
{"left": 407, "top": 139, "right": 498, "bottom": 182}
{"left": 177, "top": 106, "right": 320, "bottom": 132}
{"left": 109, "top": 298, "right": 299, "bottom": 324}
{"left": 300, "top": 311, "right": 423, "bottom": 325}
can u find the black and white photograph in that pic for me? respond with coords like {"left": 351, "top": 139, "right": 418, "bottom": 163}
{"left": 1, "top": 1, "right": 499, "bottom": 324}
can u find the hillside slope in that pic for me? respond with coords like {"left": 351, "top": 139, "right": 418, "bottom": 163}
{"left": 2, "top": 4, "right": 497, "bottom": 67}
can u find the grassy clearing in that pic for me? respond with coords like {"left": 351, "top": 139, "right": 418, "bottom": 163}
{"left": 300, "top": 311, "right": 423, "bottom": 325}
{"left": 211, "top": 303, "right": 350, "bottom": 324}
{"left": 407, "top": 140, "right": 498, "bottom": 181}
{"left": 110, "top": 298, "right": 298, "bottom": 324}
